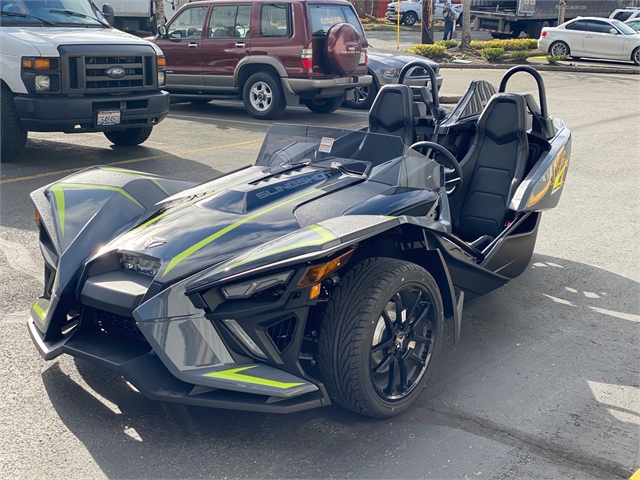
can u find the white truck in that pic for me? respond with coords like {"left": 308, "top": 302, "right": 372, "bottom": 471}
{"left": 0, "top": 0, "right": 170, "bottom": 162}
{"left": 92, "top": 0, "right": 184, "bottom": 33}
{"left": 385, "top": 0, "right": 462, "bottom": 27}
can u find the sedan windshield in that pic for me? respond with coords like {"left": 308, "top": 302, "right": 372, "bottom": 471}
{"left": 0, "top": 0, "right": 106, "bottom": 26}
{"left": 612, "top": 19, "right": 637, "bottom": 35}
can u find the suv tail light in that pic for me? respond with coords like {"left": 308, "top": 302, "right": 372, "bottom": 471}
{"left": 301, "top": 48, "right": 313, "bottom": 70}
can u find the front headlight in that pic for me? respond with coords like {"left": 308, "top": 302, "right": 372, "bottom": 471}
{"left": 35, "top": 75, "right": 51, "bottom": 92}
{"left": 157, "top": 71, "right": 166, "bottom": 86}
{"left": 119, "top": 253, "right": 161, "bottom": 276}
{"left": 383, "top": 67, "right": 401, "bottom": 78}
{"left": 221, "top": 271, "right": 293, "bottom": 300}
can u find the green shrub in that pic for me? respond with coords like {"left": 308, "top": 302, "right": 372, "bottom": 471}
{"left": 546, "top": 54, "right": 569, "bottom": 64}
{"left": 511, "top": 50, "right": 530, "bottom": 61}
{"left": 470, "top": 38, "right": 538, "bottom": 51}
{"left": 435, "top": 39, "right": 459, "bottom": 49}
{"left": 406, "top": 43, "right": 447, "bottom": 59}
{"left": 481, "top": 47, "right": 505, "bottom": 61}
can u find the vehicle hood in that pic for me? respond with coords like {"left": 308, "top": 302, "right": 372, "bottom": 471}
{"left": 1, "top": 27, "right": 162, "bottom": 56}
{"left": 369, "top": 51, "right": 439, "bottom": 70}
{"left": 102, "top": 166, "right": 359, "bottom": 283}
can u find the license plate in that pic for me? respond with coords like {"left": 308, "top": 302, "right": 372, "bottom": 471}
{"left": 97, "top": 110, "right": 121, "bottom": 126}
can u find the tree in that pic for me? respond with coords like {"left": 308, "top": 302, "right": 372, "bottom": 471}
{"left": 154, "top": 0, "right": 165, "bottom": 26}
{"left": 557, "top": 0, "right": 567, "bottom": 25}
{"left": 460, "top": 0, "right": 471, "bottom": 49}
{"left": 421, "top": 0, "right": 434, "bottom": 44}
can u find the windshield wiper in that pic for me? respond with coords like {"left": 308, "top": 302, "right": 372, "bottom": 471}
{"left": 0, "top": 11, "right": 56, "bottom": 25}
{"left": 49, "top": 9, "right": 108, "bottom": 26}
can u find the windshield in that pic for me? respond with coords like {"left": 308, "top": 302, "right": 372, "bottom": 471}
{"left": 612, "top": 19, "right": 637, "bottom": 35}
{"left": 255, "top": 124, "right": 442, "bottom": 190}
{"left": 0, "top": 0, "right": 106, "bottom": 26}
{"left": 308, "top": 4, "right": 365, "bottom": 37}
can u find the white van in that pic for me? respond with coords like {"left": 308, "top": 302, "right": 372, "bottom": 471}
{"left": 93, "top": 0, "right": 179, "bottom": 33}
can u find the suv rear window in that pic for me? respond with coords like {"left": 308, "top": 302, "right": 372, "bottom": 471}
{"left": 308, "top": 4, "right": 364, "bottom": 37}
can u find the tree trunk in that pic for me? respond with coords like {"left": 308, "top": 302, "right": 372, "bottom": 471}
{"left": 557, "top": 0, "right": 566, "bottom": 25}
{"left": 460, "top": 0, "right": 471, "bottom": 49}
{"left": 154, "top": 0, "right": 165, "bottom": 26}
{"left": 421, "top": 0, "right": 434, "bottom": 44}
{"left": 371, "top": 0, "right": 380, "bottom": 17}
{"left": 352, "top": 0, "right": 366, "bottom": 17}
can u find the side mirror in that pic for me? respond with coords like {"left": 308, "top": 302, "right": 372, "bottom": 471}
{"left": 609, "top": 28, "right": 618, "bottom": 34}
{"left": 102, "top": 3, "right": 115, "bottom": 26}
{"left": 158, "top": 24, "right": 167, "bottom": 37}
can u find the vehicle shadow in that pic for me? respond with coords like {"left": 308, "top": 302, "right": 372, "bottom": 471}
{"left": 40, "top": 253, "right": 639, "bottom": 478}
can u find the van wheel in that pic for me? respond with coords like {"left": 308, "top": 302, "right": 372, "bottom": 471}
{"left": 243, "top": 72, "right": 286, "bottom": 120}
{"left": 1, "top": 87, "right": 28, "bottom": 162}
{"left": 303, "top": 96, "right": 343, "bottom": 114}
{"left": 318, "top": 257, "right": 444, "bottom": 418}
{"left": 104, "top": 126, "right": 153, "bottom": 146}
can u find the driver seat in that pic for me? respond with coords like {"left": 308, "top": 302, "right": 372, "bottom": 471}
{"left": 454, "top": 93, "right": 529, "bottom": 241}
{"left": 368, "top": 84, "right": 415, "bottom": 146}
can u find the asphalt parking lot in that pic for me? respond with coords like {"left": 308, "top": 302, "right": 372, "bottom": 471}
{"left": 1, "top": 69, "right": 638, "bottom": 479}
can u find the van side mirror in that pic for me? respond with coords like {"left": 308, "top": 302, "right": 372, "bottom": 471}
{"left": 158, "top": 25, "right": 167, "bottom": 37}
{"left": 102, "top": 3, "right": 115, "bottom": 26}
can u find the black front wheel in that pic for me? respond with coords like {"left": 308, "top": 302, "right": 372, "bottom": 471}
{"left": 319, "top": 257, "right": 444, "bottom": 418}
{"left": 242, "top": 72, "right": 287, "bottom": 120}
{"left": 342, "top": 79, "right": 378, "bottom": 110}
{"left": 303, "top": 96, "right": 343, "bottom": 114}
{"left": 1, "top": 87, "right": 28, "bottom": 162}
{"left": 402, "top": 11, "right": 417, "bottom": 26}
{"left": 104, "top": 126, "right": 153, "bottom": 146}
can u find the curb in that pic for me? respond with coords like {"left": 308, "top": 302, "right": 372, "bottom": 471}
{"left": 439, "top": 63, "right": 639, "bottom": 74}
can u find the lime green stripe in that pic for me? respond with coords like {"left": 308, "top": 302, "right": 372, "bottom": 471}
{"left": 32, "top": 302, "right": 49, "bottom": 323}
{"left": 97, "top": 166, "right": 169, "bottom": 195}
{"left": 204, "top": 366, "right": 304, "bottom": 389}
{"left": 51, "top": 185, "right": 65, "bottom": 237}
{"left": 226, "top": 225, "right": 335, "bottom": 270}
{"left": 162, "top": 187, "right": 332, "bottom": 277}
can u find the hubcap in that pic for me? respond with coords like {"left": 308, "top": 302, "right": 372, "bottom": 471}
{"left": 351, "top": 86, "right": 369, "bottom": 104}
{"left": 552, "top": 43, "right": 567, "bottom": 56}
{"left": 370, "top": 284, "right": 436, "bottom": 401}
{"left": 250, "top": 81, "right": 273, "bottom": 112}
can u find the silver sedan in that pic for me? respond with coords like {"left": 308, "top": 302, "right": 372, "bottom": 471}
{"left": 344, "top": 51, "right": 443, "bottom": 110}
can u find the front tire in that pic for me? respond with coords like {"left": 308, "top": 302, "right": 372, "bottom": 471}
{"left": 318, "top": 257, "right": 444, "bottom": 418}
{"left": 402, "top": 11, "right": 417, "bottom": 26}
{"left": 1, "top": 87, "right": 28, "bottom": 162}
{"left": 242, "top": 72, "right": 286, "bottom": 120}
{"left": 549, "top": 41, "right": 570, "bottom": 57}
{"left": 343, "top": 78, "right": 378, "bottom": 110}
{"left": 303, "top": 96, "right": 343, "bottom": 114}
{"left": 104, "top": 126, "right": 153, "bottom": 146}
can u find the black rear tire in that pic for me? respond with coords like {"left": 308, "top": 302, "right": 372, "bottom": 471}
{"left": 318, "top": 257, "right": 444, "bottom": 418}
{"left": 303, "top": 96, "right": 343, "bottom": 114}
{"left": 1, "top": 86, "right": 28, "bottom": 162}
{"left": 242, "top": 71, "right": 287, "bottom": 120}
{"left": 104, "top": 126, "right": 153, "bottom": 146}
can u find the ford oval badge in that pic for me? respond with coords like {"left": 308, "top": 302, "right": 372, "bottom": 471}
{"left": 106, "top": 66, "right": 126, "bottom": 79}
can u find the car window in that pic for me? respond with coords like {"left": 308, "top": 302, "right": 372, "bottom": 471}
{"left": 611, "top": 19, "right": 637, "bottom": 35}
{"left": 207, "top": 5, "right": 250, "bottom": 38}
{"left": 260, "top": 3, "right": 291, "bottom": 38}
{"left": 565, "top": 20, "right": 588, "bottom": 31}
{"left": 613, "top": 11, "right": 632, "bottom": 21}
{"left": 586, "top": 20, "right": 616, "bottom": 34}
{"left": 168, "top": 6, "right": 207, "bottom": 38}
{"left": 627, "top": 20, "right": 640, "bottom": 32}
{"left": 309, "top": 4, "right": 364, "bottom": 37}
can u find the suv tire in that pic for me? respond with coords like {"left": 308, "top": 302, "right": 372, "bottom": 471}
{"left": 303, "top": 96, "right": 343, "bottom": 114}
{"left": 104, "top": 126, "right": 153, "bottom": 146}
{"left": 1, "top": 87, "right": 28, "bottom": 162}
{"left": 242, "top": 72, "right": 286, "bottom": 120}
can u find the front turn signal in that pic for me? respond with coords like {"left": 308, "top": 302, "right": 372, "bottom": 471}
{"left": 157, "top": 56, "right": 166, "bottom": 67}
{"left": 297, "top": 250, "right": 354, "bottom": 288}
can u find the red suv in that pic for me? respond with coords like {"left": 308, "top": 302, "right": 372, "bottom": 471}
{"left": 153, "top": 0, "right": 371, "bottom": 119}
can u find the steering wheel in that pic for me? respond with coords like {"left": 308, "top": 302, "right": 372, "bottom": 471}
{"left": 410, "top": 141, "right": 463, "bottom": 185}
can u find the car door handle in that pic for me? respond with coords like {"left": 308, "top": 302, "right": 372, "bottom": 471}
{"left": 235, "top": 42, "right": 245, "bottom": 48}
{"left": 585, "top": 35, "right": 593, "bottom": 38}
{"left": 188, "top": 42, "right": 198, "bottom": 48}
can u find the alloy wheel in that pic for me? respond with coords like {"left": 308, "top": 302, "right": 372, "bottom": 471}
{"left": 370, "top": 284, "right": 436, "bottom": 400}
{"left": 250, "top": 81, "right": 273, "bottom": 112}
{"left": 351, "top": 86, "right": 369, "bottom": 105}
{"left": 551, "top": 42, "right": 568, "bottom": 56}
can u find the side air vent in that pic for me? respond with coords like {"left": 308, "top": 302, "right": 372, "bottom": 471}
{"left": 266, "top": 316, "right": 297, "bottom": 354}
{"left": 94, "top": 309, "right": 147, "bottom": 343}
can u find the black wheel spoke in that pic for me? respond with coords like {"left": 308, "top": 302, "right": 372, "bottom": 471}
{"left": 408, "top": 350, "right": 426, "bottom": 367}
{"left": 372, "top": 337, "right": 395, "bottom": 354}
{"left": 398, "top": 358, "right": 408, "bottom": 392}
{"left": 374, "top": 352, "right": 394, "bottom": 374}
{"left": 394, "top": 293, "right": 405, "bottom": 325}
{"left": 381, "top": 310, "right": 395, "bottom": 333}
{"left": 408, "top": 302, "right": 430, "bottom": 329}
{"left": 413, "top": 333, "right": 431, "bottom": 344}
{"left": 406, "top": 290, "right": 423, "bottom": 326}
{"left": 384, "top": 358, "right": 397, "bottom": 394}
